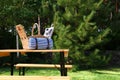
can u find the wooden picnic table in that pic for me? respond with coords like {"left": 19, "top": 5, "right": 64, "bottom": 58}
{"left": 0, "top": 49, "right": 69, "bottom": 76}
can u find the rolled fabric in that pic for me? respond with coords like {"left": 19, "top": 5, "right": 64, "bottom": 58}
{"left": 28, "top": 37, "right": 53, "bottom": 49}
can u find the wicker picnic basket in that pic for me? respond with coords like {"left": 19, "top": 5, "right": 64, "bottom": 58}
{"left": 16, "top": 16, "right": 53, "bottom": 50}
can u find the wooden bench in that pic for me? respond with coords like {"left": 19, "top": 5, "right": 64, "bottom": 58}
{"left": 14, "top": 63, "right": 72, "bottom": 75}
{"left": 0, "top": 76, "right": 70, "bottom": 80}
{"left": 0, "top": 49, "right": 71, "bottom": 76}
{"left": 15, "top": 64, "right": 72, "bottom": 69}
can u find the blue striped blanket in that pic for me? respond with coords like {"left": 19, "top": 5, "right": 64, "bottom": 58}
{"left": 28, "top": 37, "right": 53, "bottom": 49}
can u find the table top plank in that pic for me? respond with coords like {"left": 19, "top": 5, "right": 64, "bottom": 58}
{"left": 0, "top": 49, "right": 69, "bottom": 57}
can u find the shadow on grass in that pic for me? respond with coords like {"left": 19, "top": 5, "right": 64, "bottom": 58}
{"left": 89, "top": 67, "right": 120, "bottom": 75}
{"left": 0, "top": 66, "right": 11, "bottom": 75}
{"left": 0, "top": 66, "right": 60, "bottom": 76}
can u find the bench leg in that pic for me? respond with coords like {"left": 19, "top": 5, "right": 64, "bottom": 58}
{"left": 22, "top": 67, "right": 25, "bottom": 75}
{"left": 19, "top": 67, "right": 25, "bottom": 75}
{"left": 19, "top": 68, "right": 21, "bottom": 75}
{"left": 64, "top": 68, "right": 67, "bottom": 76}
{"left": 60, "top": 52, "right": 67, "bottom": 76}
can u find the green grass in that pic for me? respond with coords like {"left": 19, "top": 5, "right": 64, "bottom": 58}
{"left": 0, "top": 66, "right": 120, "bottom": 80}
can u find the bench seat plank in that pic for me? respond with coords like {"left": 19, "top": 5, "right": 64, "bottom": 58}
{"left": 0, "top": 76, "right": 70, "bottom": 80}
{"left": 15, "top": 64, "right": 72, "bottom": 69}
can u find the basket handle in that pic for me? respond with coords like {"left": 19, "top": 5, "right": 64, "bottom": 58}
{"left": 31, "top": 15, "right": 41, "bottom": 36}
{"left": 31, "top": 23, "right": 41, "bottom": 36}
{"left": 38, "top": 15, "right": 41, "bottom": 35}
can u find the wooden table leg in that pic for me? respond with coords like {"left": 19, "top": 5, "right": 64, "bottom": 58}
{"left": 10, "top": 53, "right": 15, "bottom": 75}
{"left": 60, "top": 52, "right": 67, "bottom": 76}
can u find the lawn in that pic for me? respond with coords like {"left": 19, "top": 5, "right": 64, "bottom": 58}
{"left": 0, "top": 66, "right": 120, "bottom": 80}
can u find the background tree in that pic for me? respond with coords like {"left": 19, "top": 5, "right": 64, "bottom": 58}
{"left": 53, "top": 0, "right": 111, "bottom": 69}
{"left": 103, "top": 0, "right": 120, "bottom": 50}
{"left": 0, "top": 0, "right": 55, "bottom": 49}
{"left": 0, "top": 0, "right": 56, "bottom": 64}
{"left": 0, "top": 0, "right": 119, "bottom": 69}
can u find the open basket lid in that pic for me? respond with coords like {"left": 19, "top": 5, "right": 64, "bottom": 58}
{"left": 16, "top": 24, "right": 29, "bottom": 49}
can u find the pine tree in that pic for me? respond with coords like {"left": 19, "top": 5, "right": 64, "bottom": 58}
{"left": 53, "top": 0, "right": 111, "bottom": 69}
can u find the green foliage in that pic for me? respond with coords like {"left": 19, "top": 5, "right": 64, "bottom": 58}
{"left": 53, "top": 24, "right": 71, "bottom": 49}
{"left": 0, "top": 0, "right": 115, "bottom": 69}
{"left": 72, "top": 49, "right": 111, "bottom": 70}
{"left": 0, "top": 31, "right": 16, "bottom": 49}
{"left": 0, "top": 0, "right": 55, "bottom": 48}
{"left": 53, "top": 0, "right": 111, "bottom": 69}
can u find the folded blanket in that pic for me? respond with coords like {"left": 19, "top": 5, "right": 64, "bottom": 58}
{"left": 28, "top": 37, "right": 53, "bottom": 49}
